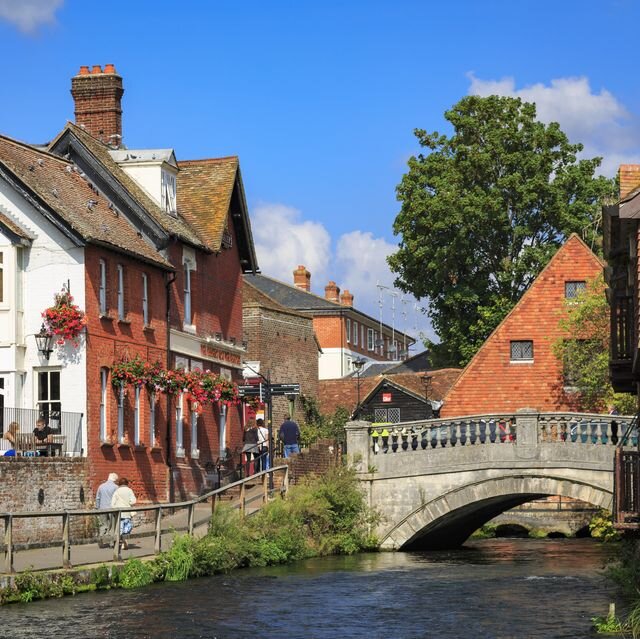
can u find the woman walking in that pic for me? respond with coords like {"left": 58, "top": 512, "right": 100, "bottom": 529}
{"left": 111, "top": 477, "right": 137, "bottom": 550}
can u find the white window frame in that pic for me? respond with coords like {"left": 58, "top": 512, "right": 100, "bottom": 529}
{"left": 134, "top": 386, "right": 141, "bottom": 446}
{"left": 0, "top": 251, "right": 4, "bottom": 305}
{"left": 184, "top": 264, "right": 192, "bottom": 326}
{"left": 219, "top": 403, "right": 227, "bottom": 456}
{"left": 190, "top": 410, "right": 199, "bottom": 458}
{"left": 361, "top": 324, "right": 365, "bottom": 349}
{"left": 346, "top": 318, "right": 351, "bottom": 343}
{"left": 367, "top": 328, "right": 374, "bottom": 351}
{"left": 353, "top": 321, "right": 358, "bottom": 346}
{"left": 142, "top": 273, "right": 149, "bottom": 326}
{"left": 99, "top": 259, "right": 107, "bottom": 315}
{"left": 176, "top": 392, "right": 185, "bottom": 457}
{"left": 117, "top": 264, "right": 125, "bottom": 320}
{"left": 149, "top": 392, "right": 156, "bottom": 446}
{"left": 117, "top": 386, "right": 125, "bottom": 443}
{"left": 100, "top": 368, "right": 108, "bottom": 442}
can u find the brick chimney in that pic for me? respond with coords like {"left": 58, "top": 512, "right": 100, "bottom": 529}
{"left": 293, "top": 265, "right": 311, "bottom": 291}
{"left": 71, "top": 64, "right": 124, "bottom": 148}
{"left": 340, "top": 289, "right": 354, "bottom": 306}
{"left": 620, "top": 165, "right": 640, "bottom": 199}
{"left": 324, "top": 281, "right": 340, "bottom": 302}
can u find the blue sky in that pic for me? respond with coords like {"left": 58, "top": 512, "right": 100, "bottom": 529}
{"left": 0, "top": 0, "right": 639, "bottom": 342}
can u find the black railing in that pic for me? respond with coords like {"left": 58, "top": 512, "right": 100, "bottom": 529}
{"left": 0, "top": 407, "right": 83, "bottom": 457}
{"left": 612, "top": 294, "right": 634, "bottom": 362}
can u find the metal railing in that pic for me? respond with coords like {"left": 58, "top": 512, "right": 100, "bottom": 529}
{"left": 611, "top": 294, "right": 634, "bottom": 362}
{"left": 1, "top": 464, "right": 289, "bottom": 573}
{"left": 1, "top": 407, "right": 83, "bottom": 457}
{"left": 613, "top": 412, "right": 640, "bottom": 529}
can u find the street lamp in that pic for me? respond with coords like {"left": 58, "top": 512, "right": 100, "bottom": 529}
{"left": 420, "top": 373, "right": 433, "bottom": 419}
{"left": 353, "top": 358, "right": 366, "bottom": 419}
{"left": 35, "top": 324, "right": 54, "bottom": 361}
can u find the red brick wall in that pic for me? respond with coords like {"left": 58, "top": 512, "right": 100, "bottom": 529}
{"left": 275, "top": 438, "right": 341, "bottom": 484}
{"left": 441, "top": 236, "right": 603, "bottom": 417}
{"left": 84, "top": 244, "right": 170, "bottom": 503}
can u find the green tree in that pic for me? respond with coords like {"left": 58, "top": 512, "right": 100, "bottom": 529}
{"left": 389, "top": 95, "right": 615, "bottom": 366}
{"left": 553, "top": 275, "right": 635, "bottom": 414}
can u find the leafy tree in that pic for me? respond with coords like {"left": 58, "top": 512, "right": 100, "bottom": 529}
{"left": 298, "top": 394, "right": 349, "bottom": 447}
{"left": 389, "top": 95, "right": 615, "bottom": 366}
{"left": 553, "top": 276, "right": 636, "bottom": 414}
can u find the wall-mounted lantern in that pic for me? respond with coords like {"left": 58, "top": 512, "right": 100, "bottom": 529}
{"left": 35, "top": 324, "right": 54, "bottom": 360}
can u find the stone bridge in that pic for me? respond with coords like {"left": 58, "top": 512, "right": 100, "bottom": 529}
{"left": 345, "top": 409, "right": 633, "bottom": 549}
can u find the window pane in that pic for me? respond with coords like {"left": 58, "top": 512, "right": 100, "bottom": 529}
{"left": 565, "top": 281, "right": 586, "bottom": 299}
{"left": 50, "top": 372, "right": 61, "bottom": 400}
{"left": 510, "top": 340, "right": 534, "bottom": 360}
{"left": 38, "top": 372, "right": 48, "bottom": 401}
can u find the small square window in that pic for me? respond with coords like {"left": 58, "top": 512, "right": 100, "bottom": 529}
{"left": 565, "top": 281, "right": 586, "bottom": 299}
{"left": 510, "top": 340, "right": 533, "bottom": 361}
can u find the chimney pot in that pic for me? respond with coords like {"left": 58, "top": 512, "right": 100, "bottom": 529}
{"left": 340, "top": 289, "right": 354, "bottom": 306}
{"left": 325, "top": 281, "right": 340, "bottom": 303}
{"left": 71, "top": 64, "right": 124, "bottom": 148}
{"left": 293, "top": 265, "right": 311, "bottom": 292}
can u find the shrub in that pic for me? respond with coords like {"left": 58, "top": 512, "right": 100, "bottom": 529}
{"left": 589, "top": 510, "right": 620, "bottom": 542}
{"left": 119, "top": 559, "right": 155, "bottom": 589}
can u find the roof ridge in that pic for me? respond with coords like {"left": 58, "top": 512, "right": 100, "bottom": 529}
{"left": 0, "top": 133, "right": 70, "bottom": 166}
{"left": 250, "top": 272, "right": 345, "bottom": 309}
{"left": 178, "top": 156, "right": 239, "bottom": 165}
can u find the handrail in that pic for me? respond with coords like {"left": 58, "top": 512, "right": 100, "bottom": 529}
{"left": 1, "top": 464, "right": 289, "bottom": 574}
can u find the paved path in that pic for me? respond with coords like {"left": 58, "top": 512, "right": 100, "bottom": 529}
{"left": 3, "top": 483, "right": 267, "bottom": 574}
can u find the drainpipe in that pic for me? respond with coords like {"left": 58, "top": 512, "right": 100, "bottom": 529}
{"left": 165, "top": 271, "right": 177, "bottom": 502}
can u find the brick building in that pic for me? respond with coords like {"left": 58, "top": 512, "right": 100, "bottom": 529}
{"left": 0, "top": 64, "right": 259, "bottom": 503}
{"left": 245, "top": 267, "right": 415, "bottom": 380}
{"left": 441, "top": 235, "right": 603, "bottom": 417}
{"left": 243, "top": 279, "right": 320, "bottom": 420}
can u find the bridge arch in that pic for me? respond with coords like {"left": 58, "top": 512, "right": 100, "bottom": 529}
{"left": 380, "top": 474, "right": 612, "bottom": 550}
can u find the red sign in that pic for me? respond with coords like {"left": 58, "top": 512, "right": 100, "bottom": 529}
{"left": 382, "top": 393, "right": 392, "bottom": 403}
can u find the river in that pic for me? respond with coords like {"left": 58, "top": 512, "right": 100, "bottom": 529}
{"left": 0, "top": 539, "right": 621, "bottom": 639}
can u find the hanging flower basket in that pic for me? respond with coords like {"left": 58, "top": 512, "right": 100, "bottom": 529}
{"left": 42, "top": 287, "right": 87, "bottom": 347}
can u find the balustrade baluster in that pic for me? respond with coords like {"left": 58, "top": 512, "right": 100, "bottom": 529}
{"left": 401, "top": 429, "right": 409, "bottom": 451}
{"left": 459, "top": 422, "right": 467, "bottom": 446}
{"left": 590, "top": 422, "right": 598, "bottom": 444}
{"left": 430, "top": 426, "right": 438, "bottom": 449}
{"left": 600, "top": 420, "right": 608, "bottom": 445}
{"left": 489, "top": 420, "right": 497, "bottom": 444}
{"left": 559, "top": 421, "right": 568, "bottom": 443}
{"left": 391, "top": 430, "right": 399, "bottom": 453}
{"left": 449, "top": 423, "right": 458, "bottom": 447}
{"left": 479, "top": 420, "right": 487, "bottom": 444}
{"left": 411, "top": 431, "right": 418, "bottom": 451}
{"left": 420, "top": 430, "right": 428, "bottom": 450}
{"left": 440, "top": 423, "right": 448, "bottom": 448}
{"left": 469, "top": 421, "right": 477, "bottom": 445}
{"left": 580, "top": 422, "right": 588, "bottom": 444}
{"left": 569, "top": 421, "right": 578, "bottom": 443}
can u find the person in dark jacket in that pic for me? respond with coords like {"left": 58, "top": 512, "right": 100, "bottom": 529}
{"left": 278, "top": 414, "right": 300, "bottom": 458}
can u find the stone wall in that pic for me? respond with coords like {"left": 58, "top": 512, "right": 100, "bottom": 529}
{"left": 0, "top": 458, "right": 94, "bottom": 545}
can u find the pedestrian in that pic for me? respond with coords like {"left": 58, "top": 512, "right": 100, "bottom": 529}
{"left": 33, "top": 418, "right": 54, "bottom": 456}
{"left": 278, "top": 413, "right": 300, "bottom": 458}
{"left": 256, "top": 418, "right": 269, "bottom": 471}
{"left": 95, "top": 472, "right": 118, "bottom": 547}
{"left": 2, "top": 422, "right": 19, "bottom": 456}
{"left": 242, "top": 421, "right": 260, "bottom": 475}
{"left": 111, "top": 477, "right": 137, "bottom": 550}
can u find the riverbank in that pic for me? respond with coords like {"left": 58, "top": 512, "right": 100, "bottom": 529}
{"left": 0, "top": 466, "right": 378, "bottom": 604}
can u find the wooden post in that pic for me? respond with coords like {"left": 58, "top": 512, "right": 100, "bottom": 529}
{"left": 283, "top": 465, "right": 290, "bottom": 494}
{"left": 62, "top": 512, "right": 71, "bottom": 568}
{"left": 154, "top": 507, "right": 162, "bottom": 554}
{"left": 211, "top": 492, "right": 218, "bottom": 516}
{"left": 240, "top": 482, "right": 246, "bottom": 517}
{"left": 262, "top": 472, "right": 268, "bottom": 504}
{"left": 188, "top": 503, "right": 195, "bottom": 536}
{"left": 113, "top": 511, "right": 122, "bottom": 561}
{"left": 4, "top": 515, "right": 13, "bottom": 574}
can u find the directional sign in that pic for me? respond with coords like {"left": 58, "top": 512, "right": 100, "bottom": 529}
{"left": 238, "top": 384, "right": 267, "bottom": 400}
{"left": 269, "top": 383, "right": 301, "bottom": 396}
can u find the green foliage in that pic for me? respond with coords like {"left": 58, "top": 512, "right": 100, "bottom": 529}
{"left": 119, "top": 558, "right": 155, "bottom": 589}
{"left": 12, "top": 570, "right": 77, "bottom": 602}
{"left": 161, "top": 534, "right": 196, "bottom": 582}
{"left": 553, "top": 275, "right": 636, "bottom": 413}
{"left": 606, "top": 540, "right": 640, "bottom": 599}
{"left": 389, "top": 94, "right": 615, "bottom": 366}
{"left": 89, "top": 565, "right": 112, "bottom": 589}
{"left": 470, "top": 524, "right": 497, "bottom": 539}
{"left": 592, "top": 611, "right": 625, "bottom": 634}
{"left": 299, "top": 394, "right": 350, "bottom": 447}
{"left": 589, "top": 510, "right": 620, "bottom": 543}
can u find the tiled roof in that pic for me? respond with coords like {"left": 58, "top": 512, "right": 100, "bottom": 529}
{"left": 0, "top": 134, "right": 171, "bottom": 268}
{"left": 243, "top": 278, "right": 310, "bottom": 319}
{"left": 0, "top": 209, "right": 34, "bottom": 241}
{"left": 177, "top": 157, "right": 238, "bottom": 251}
{"left": 244, "top": 273, "right": 344, "bottom": 311}
{"left": 50, "top": 123, "right": 206, "bottom": 249}
{"left": 318, "top": 368, "right": 462, "bottom": 415}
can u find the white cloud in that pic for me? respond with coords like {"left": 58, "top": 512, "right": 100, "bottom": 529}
{"left": 252, "top": 202, "right": 434, "bottom": 346}
{"left": 0, "top": 0, "right": 63, "bottom": 33}
{"left": 467, "top": 73, "right": 640, "bottom": 176}
{"left": 252, "top": 202, "right": 332, "bottom": 286}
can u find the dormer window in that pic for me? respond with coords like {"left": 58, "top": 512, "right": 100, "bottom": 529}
{"left": 161, "top": 170, "right": 177, "bottom": 216}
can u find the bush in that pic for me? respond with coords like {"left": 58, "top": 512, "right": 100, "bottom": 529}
{"left": 589, "top": 510, "right": 620, "bottom": 542}
{"left": 119, "top": 559, "right": 155, "bottom": 589}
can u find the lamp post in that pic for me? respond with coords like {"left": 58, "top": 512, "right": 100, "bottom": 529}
{"left": 420, "top": 373, "right": 433, "bottom": 419}
{"left": 353, "top": 358, "right": 366, "bottom": 419}
{"left": 35, "top": 324, "right": 54, "bottom": 361}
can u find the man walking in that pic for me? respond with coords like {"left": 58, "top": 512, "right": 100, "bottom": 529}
{"left": 278, "top": 414, "right": 300, "bottom": 458}
{"left": 96, "top": 472, "right": 118, "bottom": 547}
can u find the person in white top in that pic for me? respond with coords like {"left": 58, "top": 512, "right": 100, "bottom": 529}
{"left": 256, "top": 418, "right": 269, "bottom": 471}
{"left": 111, "top": 477, "right": 137, "bottom": 550}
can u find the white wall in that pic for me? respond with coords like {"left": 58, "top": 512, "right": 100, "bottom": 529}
{"left": 0, "top": 181, "right": 87, "bottom": 452}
